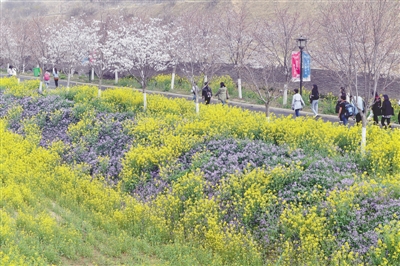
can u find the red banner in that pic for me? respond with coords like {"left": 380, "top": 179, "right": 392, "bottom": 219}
{"left": 291, "top": 51, "right": 300, "bottom": 81}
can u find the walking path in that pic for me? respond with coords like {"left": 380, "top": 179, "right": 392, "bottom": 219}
{"left": 3, "top": 74, "right": 399, "bottom": 128}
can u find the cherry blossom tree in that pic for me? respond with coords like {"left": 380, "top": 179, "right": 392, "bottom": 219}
{"left": 1, "top": 19, "right": 32, "bottom": 76}
{"left": 113, "top": 17, "right": 171, "bottom": 110}
{"left": 88, "top": 14, "right": 120, "bottom": 97}
{"left": 47, "top": 17, "right": 98, "bottom": 88}
{"left": 163, "top": 22, "right": 182, "bottom": 90}
{"left": 0, "top": 20, "right": 15, "bottom": 69}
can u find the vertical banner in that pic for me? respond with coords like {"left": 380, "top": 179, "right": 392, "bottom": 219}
{"left": 302, "top": 51, "right": 311, "bottom": 81}
{"left": 292, "top": 51, "right": 311, "bottom": 82}
{"left": 291, "top": 51, "right": 300, "bottom": 82}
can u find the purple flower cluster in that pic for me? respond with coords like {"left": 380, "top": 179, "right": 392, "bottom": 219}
{"left": 39, "top": 109, "right": 77, "bottom": 146}
{"left": 180, "top": 138, "right": 306, "bottom": 185}
{"left": 62, "top": 112, "right": 135, "bottom": 183}
{"left": 0, "top": 92, "right": 135, "bottom": 183}
{"left": 332, "top": 191, "right": 400, "bottom": 256}
{"left": 278, "top": 156, "right": 360, "bottom": 203}
{"left": 133, "top": 138, "right": 306, "bottom": 201}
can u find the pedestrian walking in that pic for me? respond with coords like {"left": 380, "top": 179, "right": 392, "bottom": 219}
{"left": 371, "top": 92, "right": 382, "bottom": 125}
{"left": 339, "top": 87, "right": 346, "bottom": 99}
{"left": 338, "top": 95, "right": 350, "bottom": 126}
{"left": 292, "top": 88, "right": 305, "bottom": 117}
{"left": 350, "top": 95, "right": 365, "bottom": 125}
{"left": 53, "top": 68, "right": 59, "bottom": 88}
{"left": 202, "top": 81, "right": 212, "bottom": 105}
{"left": 310, "top": 84, "right": 319, "bottom": 117}
{"left": 44, "top": 70, "right": 51, "bottom": 89}
{"left": 381, "top": 95, "right": 394, "bottom": 129}
{"left": 7, "top": 65, "right": 16, "bottom": 77}
{"left": 215, "top": 82, "right": 229, "bottom": 105}
{"left": 338, "top": 86, "right": 350, "bottom": 102}
{"left": 7, "top": 65, "right": 13, "bottom": 77}
{"left": 191, "top": 84, "right": 199, "bottom": 101}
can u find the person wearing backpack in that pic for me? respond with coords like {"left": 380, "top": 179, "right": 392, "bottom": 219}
{"left": 202, "top": 81, "right": 212, "bottom": 105}
{"left": 381, "top": 95, "right": 394, "bottom": 129}
{"left": 309, "top": 84, "right": 319, "bottom": 117}
{"left": 44, "top": 70, "right": 51, "bottom": 89}
{"left": 338, "top": 95, "right": 351, "bottom": 126}
{"left": 371, "top": 92, "right": 382, "bottom": 125}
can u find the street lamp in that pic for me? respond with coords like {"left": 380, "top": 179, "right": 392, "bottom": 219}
{"left": 296, "top": 36, "right": 307, "bottom": 96}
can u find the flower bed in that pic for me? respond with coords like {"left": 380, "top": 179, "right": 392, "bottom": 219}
{"left": 1, "top": 78, "right": 400, "bottom": 265}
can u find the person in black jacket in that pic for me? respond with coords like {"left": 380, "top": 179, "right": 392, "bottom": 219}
{"left": 371, "top": 92, "right": 382, "bottom": 125}
{"left": 381, "top": 95, "right": 394, "bottom": 129}
{"left": 202, "top": 82, "right": 212, "bottom": 105}
{"left": 310, "top": 84, "right": 319, "bottom": 117}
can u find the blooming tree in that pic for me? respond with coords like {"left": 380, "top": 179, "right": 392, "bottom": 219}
{"left": 47, "top": 17, "right": 99, "bottom": 88}
{"left": 0, "top": 19, "right": 32, "bottom": 74}
{"left": 113, "top": 17, "right": 171, "bottom": 110}
{"left": 88, "top": 14, "right": 120, "bottom": 96}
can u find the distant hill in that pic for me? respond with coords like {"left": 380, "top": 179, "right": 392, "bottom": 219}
{"left": 1, "top": 0, "right": 321, "bottom": 22}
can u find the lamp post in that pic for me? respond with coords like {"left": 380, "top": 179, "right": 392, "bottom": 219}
{"left": 296, "top": 36, "right": 307, "bottom": 96}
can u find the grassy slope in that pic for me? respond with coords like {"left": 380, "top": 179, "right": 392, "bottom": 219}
{"left": 0, "top": 118, "right": 221, "bottom": 266}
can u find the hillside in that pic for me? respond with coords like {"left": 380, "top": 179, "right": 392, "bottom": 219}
{"left": 1, "top": 78, "right": 400, "bottom": 265}
{"left": 1, "top": 0, "right": 321, "bottom": 22}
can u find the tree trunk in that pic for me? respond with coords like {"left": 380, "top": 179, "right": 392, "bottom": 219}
{"left": 195, "top": 90, "right": 199, "bottom": 115}
{"left": 115, "top": 70, "right": 118, "bottom": 84}
{"left": 283, "top": 83, "right": 288, "bottom": 105}
{"left": 265, "top": 102, "right": 270, "bottom": 122}
{"left": 238, "top": 78, "right": 242, "bottom": 99}
{"left": 171, "top": 65, "right": 176, "bottom": 90}
{"left": 67, "top": 67, "right": 71, "bottom": 88}
{"left": 98, "top": 78, "right": 102, "bottom": 97}
{"left": 143, "top": 91, "right": 147, "bottom": 111}
{"left": 361, "top": 112, "right": 367, "bottom": 155}
{"left": 141, "top": 71, "right": 147, "bottom": 111}
{"left": 91, "top": 68, "right": 95, "bottom": 81}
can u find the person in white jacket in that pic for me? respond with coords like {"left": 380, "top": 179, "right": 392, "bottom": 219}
{"left": 292, "top": 88, "right": 305, "bottom": 117}
{"left": 7, "top": 65, "right": 16, "bottom": 77}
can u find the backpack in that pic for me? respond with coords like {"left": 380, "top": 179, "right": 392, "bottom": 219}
{"left": 44, "top": 72, "right": 50, "bottom": 81}
{"left": 206, "top": 88, "right": 212, "bottom": 98}
{"left": 344, "top": 102, "right": 355, "bottom": 118}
